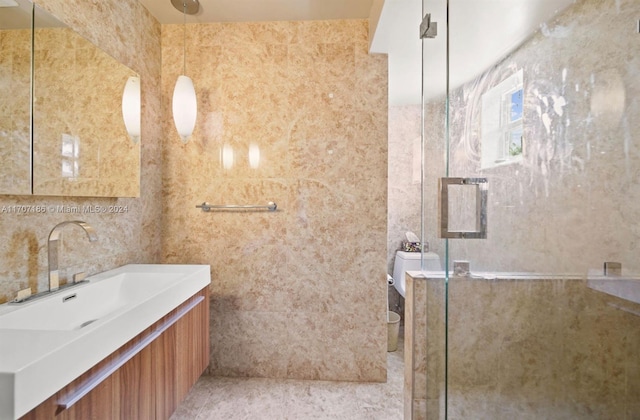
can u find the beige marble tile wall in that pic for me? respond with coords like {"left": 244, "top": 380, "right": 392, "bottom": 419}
{"left": 0, "top": 29, "right": 31, "bottom": 195}
{"left": 0, "top": 0, "right": 162, "bottom": 303}
{"left": 430, "top": 0, "right": 640, "bottom": 273}
{"left": 407, "top": 273, "right": 640, "bottom": 419}
{"left": 161, "top": 20, "right": 389, "bottom": 382}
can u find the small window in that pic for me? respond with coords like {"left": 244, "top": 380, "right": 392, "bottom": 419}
{"left": 481, "top": 70, "right": 524, "bottom": 169}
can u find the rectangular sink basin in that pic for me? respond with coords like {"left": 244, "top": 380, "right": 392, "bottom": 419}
{"left": 0, "top": 273, "right": 182, "bottom": 331}
{"left": 0, "top": 264, "right": 210, "bottom": 420}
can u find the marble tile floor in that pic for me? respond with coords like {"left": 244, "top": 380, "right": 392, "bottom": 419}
{"left": 171, "top": 333, "right": 404, "bottom": 420}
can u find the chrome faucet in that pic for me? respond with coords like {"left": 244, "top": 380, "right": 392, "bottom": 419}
{"left": 48, "top": 221, "right": 98, "bottom": 292}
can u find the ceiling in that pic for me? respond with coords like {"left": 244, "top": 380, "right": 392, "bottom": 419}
{"left": 138, "top": 0, "right": 374, "bottom": 24}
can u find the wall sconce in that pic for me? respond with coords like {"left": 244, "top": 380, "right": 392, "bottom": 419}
{"left": 121, "top": 76, "right": 141, "bottom": 144}
{"left": 171, "top": 0, "right": 199, "bottom": 144}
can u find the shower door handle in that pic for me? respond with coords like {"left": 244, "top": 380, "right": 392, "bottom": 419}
{"left": 439, "top": 177, "right": 488, "bottom": 239}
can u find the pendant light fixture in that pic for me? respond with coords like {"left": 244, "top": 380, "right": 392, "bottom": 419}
{"left": 171, "top": 0, "right": 199, "bottom": 143}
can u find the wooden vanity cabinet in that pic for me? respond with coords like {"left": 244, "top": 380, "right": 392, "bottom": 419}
{"left": 21, "top": 287, "right": 210, "bottom": 420}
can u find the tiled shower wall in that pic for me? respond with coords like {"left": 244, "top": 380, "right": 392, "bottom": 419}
{"left": 407, "top": 273, "right": 640, "bottom": 419}
{"left": 402, "top": 0, "right": 640, "bottom": 418}
{"left": 161, "top": 20, "right": 389, "bottom": 381}
{"left": 386, "top": 0, "right": 640, "bottom": 276}
{"left": 0, "top": 0, "right": 162, "bottom": 303}
{"left": 427, "top": 0, "right": 640, "bottom": 273}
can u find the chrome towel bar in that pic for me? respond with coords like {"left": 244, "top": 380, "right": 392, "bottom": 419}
{"left": 196, "top": 201, "right": 277, "bottom": 212}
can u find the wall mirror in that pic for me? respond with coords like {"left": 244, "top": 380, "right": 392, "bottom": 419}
{"left": 0, "top": 0, "right": 141, "bottom": 197}
{"left": 0, "top": 0, "right": 32, "bottom": 195}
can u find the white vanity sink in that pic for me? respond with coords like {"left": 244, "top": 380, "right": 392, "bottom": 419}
{"left": 0, "top": 264, "right": 211, "bottom": 420}
{"left": 0, "top": 272, "right": 181, "bottom": 332}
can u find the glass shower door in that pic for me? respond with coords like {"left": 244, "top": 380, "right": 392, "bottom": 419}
{"left": 421, "top": 0, "right": 640, "bottom": 418}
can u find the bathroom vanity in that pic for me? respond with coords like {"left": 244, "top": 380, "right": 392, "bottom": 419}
{"left": 0, "top": 264, "right": 211, "bottom": 420}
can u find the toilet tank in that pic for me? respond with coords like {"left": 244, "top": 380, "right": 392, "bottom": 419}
{"left": 392, "top": 251, "right": 441, "bottom": 298}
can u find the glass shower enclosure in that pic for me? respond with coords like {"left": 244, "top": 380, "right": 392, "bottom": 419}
{"left": 415, "top": 0, "right": 640, "bottom": 418}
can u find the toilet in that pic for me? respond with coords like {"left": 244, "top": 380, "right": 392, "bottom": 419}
{"left": 392, "top": 251, "right": 441, "bottom": 298}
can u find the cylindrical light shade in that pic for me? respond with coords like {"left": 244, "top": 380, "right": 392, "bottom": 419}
{"left": 121, "top": 76, "right": 141, "bottom": 144}
{"left": 172, "top": 75, "right": 197, "bottom": 143}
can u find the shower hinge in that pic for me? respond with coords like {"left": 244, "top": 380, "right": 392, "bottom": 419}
{"left": 420, "top": 13, "right": 438, "bottom": 39}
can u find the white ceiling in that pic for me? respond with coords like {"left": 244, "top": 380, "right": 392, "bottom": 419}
{"left": 138, "top": 0, "right": 374, "bottom": 24}
{"left": 370, "top": 0, "right": 422, "bottom": 106}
